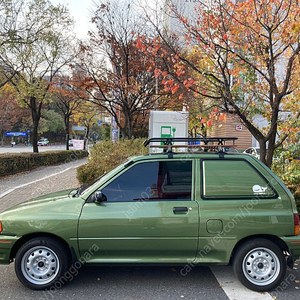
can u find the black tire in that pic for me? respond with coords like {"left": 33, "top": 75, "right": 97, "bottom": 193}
{"left": 15, "top": 237, "right": 70, "bottom": 290}
{"left": 233, "top": 238, "right": 286, "bottom": 292}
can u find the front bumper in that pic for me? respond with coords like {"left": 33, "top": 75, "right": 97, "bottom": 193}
{"left": 0, "top": 236, "right": 20, "bottom": 264}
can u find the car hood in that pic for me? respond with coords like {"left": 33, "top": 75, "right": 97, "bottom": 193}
{"left": 2, "top": 189, "right": 75, "bottom": 211}
{"left": 0, "top": 189, "right": 85, "bottom": 236}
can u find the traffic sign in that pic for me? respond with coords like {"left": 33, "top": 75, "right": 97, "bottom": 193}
{"left": 5, "top": 131, "right": 27, "bottom": 137}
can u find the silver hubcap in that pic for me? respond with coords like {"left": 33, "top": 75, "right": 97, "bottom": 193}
{"left": 242, "top": 247, "right": 280, "bottom": 286}
{"left": 21, "top": 246, "right": 59, "bottom": 285}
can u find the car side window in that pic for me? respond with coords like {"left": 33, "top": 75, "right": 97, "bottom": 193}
{"left": 202, "top": 159, "right": 276, "bottom": 199}
{"left": 101, "top": 161, "right": 192, "bottom": 202}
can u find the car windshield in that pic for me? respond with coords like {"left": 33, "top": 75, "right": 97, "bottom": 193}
{"left": 256, "top": 148, "right": 260, "bottom": 154}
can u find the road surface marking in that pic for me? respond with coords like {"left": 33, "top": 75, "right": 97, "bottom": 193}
{"left": 211, "top": 266, "right": 273, "bottom": 300}
{"left": 0, "top": 167, "right": 73, "bottom": 199}
{"left": 0, "top": 189, "right": 14, "bottom": 199}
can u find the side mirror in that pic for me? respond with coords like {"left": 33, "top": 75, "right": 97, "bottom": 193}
{"left": 95, "top": 191, "right": 107, "bottom": 203}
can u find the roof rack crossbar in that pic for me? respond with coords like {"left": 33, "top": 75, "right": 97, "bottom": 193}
{"left": 144, "top": 137, "right": 238, "bottom": 147}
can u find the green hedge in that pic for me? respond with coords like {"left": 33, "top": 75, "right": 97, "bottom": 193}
{"left": 0, "top": 150, "right": 89, "bottom": 177}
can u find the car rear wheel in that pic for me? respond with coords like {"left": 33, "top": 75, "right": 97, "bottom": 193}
{"left": 233, "top": 238, "right": 286, "bottom": 292}
{"left": 15, "top": 237, "right": 70, "bottom": 290}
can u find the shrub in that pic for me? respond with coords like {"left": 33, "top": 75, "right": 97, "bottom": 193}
{"left": 294, "top": 189, "right": 300, "bottom": 211}
{"left": 272, "top": 160, "right": 300, "bottom": 211}
{"left": 0, "top": 150, "right": 88, "bottom": 177}
{"left": 77, "top": 139, "right": 148, "bottom": 184}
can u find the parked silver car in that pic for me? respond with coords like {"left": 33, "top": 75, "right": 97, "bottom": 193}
{"left": 243, "top": 147, "right": 260, "bottom": 158}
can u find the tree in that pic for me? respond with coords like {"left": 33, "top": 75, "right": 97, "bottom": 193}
{"left": 38, "top": 109, "right": 64, "bottom": 136}
{"left": 51, "top": 73, "right": 88, "bottom": 150}
{"left": 0, "top": 0, "right": 30, "bottom": 88}
{"left": 79, "top": 0, "right": 162, "bottom": 139}
{"left": 72, "top": 102, "right": 99, "bottom": 148}
{"left": 0, "top": 83, "right": 27, "bottom": 145}
{"left": 141, "top": 0, "right": 300, "bottom": 166}
{"left": 0, "top": 0, "right": 75, "bottom": 152}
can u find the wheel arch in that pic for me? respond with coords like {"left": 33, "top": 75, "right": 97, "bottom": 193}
{"left": 10, "top": 233, "right": 76, "bottom": 264}
{"left": 230, "top": 234, "right": 290, "bottom": 264}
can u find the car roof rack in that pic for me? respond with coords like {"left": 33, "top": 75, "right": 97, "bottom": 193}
{"left": 144, "top": 137, "right": 238, "bottom": 158}
{"left": 144, "top": 137, "right": 238, "bottom": 146}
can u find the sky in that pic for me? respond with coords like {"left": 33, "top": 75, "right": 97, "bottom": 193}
{"left": 50, "top": 0, "right": 158, "bottom": 38}
{"left": 51, "top": 0, "right": 95, "bottom": 39}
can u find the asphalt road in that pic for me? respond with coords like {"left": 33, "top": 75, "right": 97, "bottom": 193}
{"left": 0, "top": 264, "right": 229, "bottom": 300}
{"left": 0, "top": 144, "right": 73, "bottom": 154}
{"left": 0, "top": 263, "right": 299, "bottom": 300}
{"left": 0, "top": 154, "right": 299, "bottom": 300}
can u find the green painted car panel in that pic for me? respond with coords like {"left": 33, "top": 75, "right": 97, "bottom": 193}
{"left": 281, "top": 236, "right": 300, "bottom": 257}
{"left": 78, "top": 158, "right": 199, "bottom": 263}
{"left": 0, "top": 151, "right": 300, "bottom": 268}
{"left": 0, "top": 236, "right": 20, "bottom": 264}
{"left": 193, "top": 156, "right": 297, "bottom": 264}
{"left": 78, "top": 200, "right": 199, "bottom": 263}
{"left": 0, "top": 190, "right": 85, "bottom": 262}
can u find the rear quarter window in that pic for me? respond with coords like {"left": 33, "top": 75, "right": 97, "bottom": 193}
{"left": 201, "top": 159, "right": 277, "bottom": 199}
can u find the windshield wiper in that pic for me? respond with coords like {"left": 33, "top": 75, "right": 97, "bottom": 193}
{"left": 72, "top": 184, "right": 88, "bottom": 197}
{"left": 70, "top": 173, "right": 108, "bottom": 198}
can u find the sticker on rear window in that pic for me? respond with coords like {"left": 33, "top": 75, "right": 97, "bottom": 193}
{"left": 252, "top": 185, "right": 268, "bottom": 195}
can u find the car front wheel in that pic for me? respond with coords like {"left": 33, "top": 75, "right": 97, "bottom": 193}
{"left": 15, "top": 237, "right": 70, "bottom": 290}
{"left": 233, "top": 238, "right": 286, "bottom": 292}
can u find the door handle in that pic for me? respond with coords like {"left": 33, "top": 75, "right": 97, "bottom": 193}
{"left": 173, "top": 207, "right": 188, "bottom": 213}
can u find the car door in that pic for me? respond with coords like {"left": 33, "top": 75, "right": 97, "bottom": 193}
{"left": 78, "top": 159, "right": 199, "bottom": 263}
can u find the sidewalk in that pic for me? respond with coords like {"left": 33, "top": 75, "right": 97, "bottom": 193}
{"left": 0, "top": 158, "right": 87, "bottom": 213}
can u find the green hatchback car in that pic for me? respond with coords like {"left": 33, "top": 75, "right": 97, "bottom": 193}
{"left": 0, "top": 137, "right": 299, "bottom": 292}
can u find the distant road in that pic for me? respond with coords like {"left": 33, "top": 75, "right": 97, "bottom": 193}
{"left": 0, "top": 144, "right": 68, "bottom": 154}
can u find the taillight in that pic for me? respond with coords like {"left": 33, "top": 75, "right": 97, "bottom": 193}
{"left": 294, "top": 213, "right": 299, "bottom": 236}
{"left": 0, "top": 221, "right": 2, "bottom": 233}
